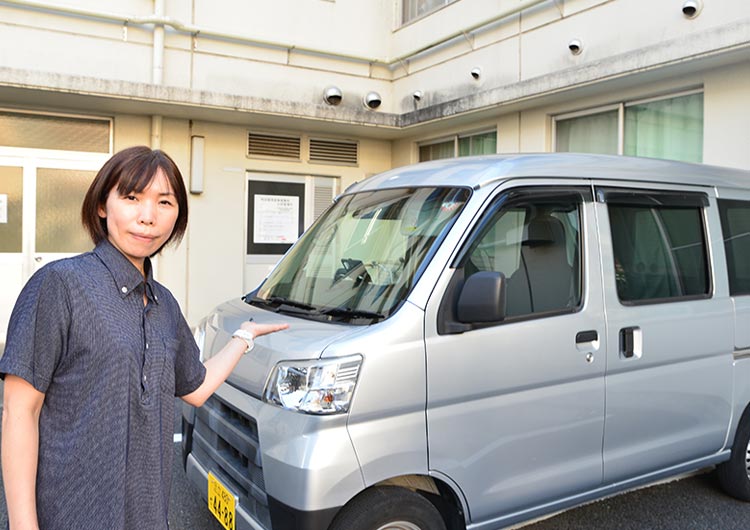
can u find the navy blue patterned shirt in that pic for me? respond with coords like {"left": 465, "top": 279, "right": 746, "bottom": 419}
{"left": 0, "top": 239, "right": 206, "bottom": 529}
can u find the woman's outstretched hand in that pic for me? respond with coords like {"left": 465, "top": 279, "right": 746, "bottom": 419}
{"left": 240, "top": 320, "right": 289, "bottom": 339}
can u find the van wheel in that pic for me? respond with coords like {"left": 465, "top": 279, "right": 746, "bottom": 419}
{"left": 330, "top": 486, "right": 447, "bottom": 530}
{"left": 717, "top": 410, "right": 750, "bottom": 501}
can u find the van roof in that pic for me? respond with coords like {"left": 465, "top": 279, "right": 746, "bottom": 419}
{"left": 347, "top": 153, "right": 750, "bottom": 194}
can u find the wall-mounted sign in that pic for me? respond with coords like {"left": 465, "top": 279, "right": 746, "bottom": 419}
{"left": 253, "top": 194, "right": 300, "bottom": 244}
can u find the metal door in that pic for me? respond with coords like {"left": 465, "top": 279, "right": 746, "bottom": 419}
{"left": 424, "top": 182, "right": 606, "bottom": 524}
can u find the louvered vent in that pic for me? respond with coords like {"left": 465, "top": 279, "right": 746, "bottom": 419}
{"left": 313, "top": 178, "right": 335, "bottom": 220}
{"left": 247, "top": 132, "right": 301, "bottom": 159}
{"left": 309, "top": 138, "right": 358, "bottom": 165}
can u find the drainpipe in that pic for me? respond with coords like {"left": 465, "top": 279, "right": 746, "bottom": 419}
{"left": 152, "top": 0, "right": 165, "bottom": 85}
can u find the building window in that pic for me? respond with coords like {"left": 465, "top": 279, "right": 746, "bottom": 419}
{"left": 419, "top": 130, "right": 497, "bottom": 162}
{"left": 554, "top": 91, "right": 703, "bottom": 163}
{"left": 402, "top": 0, "right": 457, "bottom": 25}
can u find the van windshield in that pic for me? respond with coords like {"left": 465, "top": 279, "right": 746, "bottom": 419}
{"left": 250, "top": 186, "right": 470, "bottom": 323}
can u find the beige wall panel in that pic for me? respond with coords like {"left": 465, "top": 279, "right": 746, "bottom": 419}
{"left": 184, "top": 122, "right": 248, "bottom": 323}
{"left": 191, "top": 54, "right": 393, "bottom": 112}
{"left": 520, "top": 0, "right": 747, "bottom": 81}
{"left": 0, "top": 24, "right": 151, "bottom": 83}
{"left": 519, "top": 0, "right": 561, "bottom": 32}
{"left": 391, "top": 139, "right": 415, "bottom": 168}
{"left": 192, "top": 0, "right": 390, "bottom": 61}
{"left": 392, "top": 0, "right": 531, "bottom": 60}
{"left": 164, "top": 31, "right": 193, "bottom": 52}
{"left": 193, "top": 38, "right": 289, "bottom": 65}
{"left": 155, "top": 119, "right": 191, "bottom": 310}
{"left": 519, "top": 109, "right": 549, "bottom": 152}
{"left": 393, "top": 38, "right": 520, "bottom": 113}
{"left": 703, "top": 63, "right": 750, "bottom": 171}
{"left": 562, "top": 0, "right": 610, "bottom": 17}
{"left": 498, "top": 113, "right": 521, "bottom": 153}
{"left": 113, "top": 115, "right": 151, "bottom": 151}
{"left": 163, "top": 48, "right": 192, "bottom": 88}
{"left": 165, "top": 0, "right": 193, "bottom": 23}
{"left": 0, "top": 5, "right": 152, "bottom": 44}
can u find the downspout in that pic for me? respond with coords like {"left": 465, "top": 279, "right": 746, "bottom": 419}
{"left": 151, "top": 0, "right": 165, "bottom": 277}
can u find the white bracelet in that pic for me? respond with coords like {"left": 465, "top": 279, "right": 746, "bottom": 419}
{"left": 231, "top": 329, "right": 255, "bottom": 354}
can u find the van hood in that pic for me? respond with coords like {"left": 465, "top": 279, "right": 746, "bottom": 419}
{"left": 203, "top": 298, "right": 363, "bottom": 398}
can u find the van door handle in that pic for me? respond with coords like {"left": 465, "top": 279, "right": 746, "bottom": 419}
{"left": 619, "top": 326, "right": 641, "bottom": 359}
{"left": 576, "top": 330, "right": 598, "bottom": 344}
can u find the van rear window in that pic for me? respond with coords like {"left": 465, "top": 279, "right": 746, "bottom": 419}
{"left": 718, "top": 199, "right": 750, "bottom": 296}
{"left": 608, "top": 202, "right": 710, "bottom": 303}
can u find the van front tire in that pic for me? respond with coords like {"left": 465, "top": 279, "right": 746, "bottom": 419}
{"left": 717, "top": 409, "right": 750, "bottom": 501}
{"left": 329, "top": 486, "right": 447, "bottom": 530}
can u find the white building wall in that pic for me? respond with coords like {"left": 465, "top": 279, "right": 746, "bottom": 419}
{"left": 0, "top": 0, "right": 749, "bottom": 327}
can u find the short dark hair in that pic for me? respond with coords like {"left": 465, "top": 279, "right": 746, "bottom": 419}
{"left": 81, "top": 146, "right": 189, "bottom": 255}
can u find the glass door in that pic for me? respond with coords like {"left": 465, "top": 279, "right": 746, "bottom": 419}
{"left": 0, "top": 156, "right": 105, "bottom": 343}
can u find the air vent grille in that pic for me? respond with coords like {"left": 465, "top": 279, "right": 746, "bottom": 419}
{"left": 247, "top": 132, "right": 301, "bottom": 159}
{"left": 309, "top": 138, "right": 358, "bottom": 165}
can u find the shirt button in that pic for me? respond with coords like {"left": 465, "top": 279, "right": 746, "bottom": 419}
{"left": 121, "top": 286, "right": 128, "bottom": 293}
{"left": 145, "top": 342, "right": 149, "bottom": 349}
{"left": 143, "top": 375, "right": 147, "bottom": 383}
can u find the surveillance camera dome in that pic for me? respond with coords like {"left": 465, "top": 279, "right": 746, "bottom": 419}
{"left": 412, "top": 90, "right": 423, "bottom": 102}
{"left": 364, "top": 91, "right": 382, "bottom": 110}
{"left": 681, "top": 0, "right": 702, "bottom": 18}
{"left": 323, "top": 86, "right": 343, "bottom": 106}
{"left": 470, "top": 67, "right": 482, "bottom": 80}
{"left": 568, "top": 39, "right": 583, "bottom": 55}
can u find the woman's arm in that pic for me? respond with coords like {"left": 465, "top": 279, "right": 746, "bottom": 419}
{"left": 180, "top": 321, "right": 288, "bottom": 407}
{"left": 2, "top": 375, "right": 45, "bottom": 530}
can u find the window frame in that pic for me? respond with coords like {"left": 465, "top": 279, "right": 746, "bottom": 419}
{"left": 437, "top": 185, "right": 591, "bottom": 334}
{"left": 552, "top": 89, "right": 703, "bottom": 159}
{"left": 400, "top": 0, "right": 458, "bottom": 26}
{"left": 599, "top": 187, "right": 713, "bottom": 306}
{"left": 718, "top": 198, "right": 750, "bottom": 297}
{"left": 418, "top": 128, "right": 497, "bottom": 162}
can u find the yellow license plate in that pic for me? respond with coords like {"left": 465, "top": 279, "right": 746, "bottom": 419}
{"left": 208, "top": 472, "right": 236, "bottom": 530}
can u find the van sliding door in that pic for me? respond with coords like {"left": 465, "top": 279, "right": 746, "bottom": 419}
{"left": 595, "top": 184, "right": 733, "bottom": 483}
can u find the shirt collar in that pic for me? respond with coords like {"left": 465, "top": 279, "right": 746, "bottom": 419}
{"left": 93, "top": 239, "right": 159, "bottom": 304}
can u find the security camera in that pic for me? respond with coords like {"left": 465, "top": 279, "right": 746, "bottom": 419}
{"left": 364, "top": 91, "right": 382, "bottom": 110}
{"left": 681, "top": 0, "right": 702, "bottom": 18}
{"left": 568, "top": 39, "right": 583, "bottom": 55}
{"left": 470, "top": 67, "right": 481, "bottom": 80}
{"left": 412, "top": 90, "right": 423, "bottom": 102}
{"left": 323, "top": 86, "right": 343, "bottom": 106}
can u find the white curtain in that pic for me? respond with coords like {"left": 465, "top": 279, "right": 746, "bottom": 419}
{"left": 555, "top": 110, "right": 618, "bottom": 154}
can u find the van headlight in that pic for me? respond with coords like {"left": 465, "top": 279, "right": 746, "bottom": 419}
{"left": 263, "top": 355, "right": 362, "bottom": 415}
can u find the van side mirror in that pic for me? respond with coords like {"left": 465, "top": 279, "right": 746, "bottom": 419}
{"left": 456, "top": 271, "right": 507, "bottom": 323}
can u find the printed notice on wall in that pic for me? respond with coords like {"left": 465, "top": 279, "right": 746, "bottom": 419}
{"left": 253, "top": 194, "right": 299, "bottom": 244}
{"left": 0, "top": 194, "right": 7, "bottom": 224}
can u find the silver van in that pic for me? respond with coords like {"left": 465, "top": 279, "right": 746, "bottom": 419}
{"left": 182, "top": 153, "right": 750, "bottom": 530}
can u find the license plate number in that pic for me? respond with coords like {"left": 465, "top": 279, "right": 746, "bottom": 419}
{"left": 208, "top": 472, "right": 236, "bottom": 530}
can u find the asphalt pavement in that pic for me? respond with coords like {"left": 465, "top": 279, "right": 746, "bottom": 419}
{"left": 0, "top": 392, "right": 748, "bottom": 529}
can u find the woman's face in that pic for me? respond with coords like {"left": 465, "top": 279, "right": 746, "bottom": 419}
{"left": 98, "top": 168, "right": 179, "bottom": 274}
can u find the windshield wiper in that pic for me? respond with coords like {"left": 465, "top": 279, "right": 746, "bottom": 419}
{"left": 249, "top": 296, "right": 318, "bottom": 313}
{"left": 322, "top": 307, "right": 385, "bottom": 322}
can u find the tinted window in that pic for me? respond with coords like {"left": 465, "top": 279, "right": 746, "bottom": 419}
{"left": 465, "top": 195, "right": 582, "bottom": 318}
{"left": 718, "top": 199, "right": 750, "bottom": 296}
{"left": 609, "top": 204, "right": 709, "bottom": 302}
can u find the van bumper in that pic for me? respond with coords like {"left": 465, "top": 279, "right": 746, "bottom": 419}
{"left": 186, "top": 452, "right": 341, "bottom": 530}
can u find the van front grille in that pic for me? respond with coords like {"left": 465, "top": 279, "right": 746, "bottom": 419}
{"left": 192, "top": 395, "right": 270, "bottom": 528}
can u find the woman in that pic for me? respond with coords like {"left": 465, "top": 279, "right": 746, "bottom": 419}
{"left": 0, "top": 146, "right": 287, "bottom": 529}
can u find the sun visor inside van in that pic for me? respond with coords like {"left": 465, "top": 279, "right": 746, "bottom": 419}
{"left": 596, "top": 188, "right": 709, "bottom": 208}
